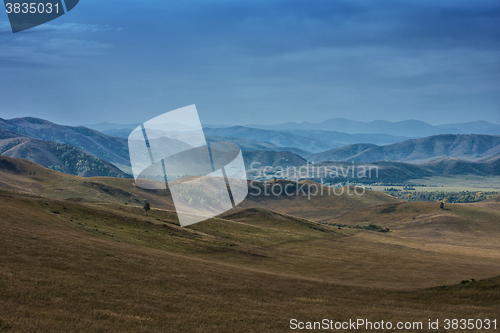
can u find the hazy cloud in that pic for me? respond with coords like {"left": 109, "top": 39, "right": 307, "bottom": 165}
{"left": 41, "top": 38, "right": 112, "bottom": 56}
{"left": 36, "top": 22, "right": 118, "bottom": 33}
{"left": 0, "top": 0, "right": 498, "bottom": 125}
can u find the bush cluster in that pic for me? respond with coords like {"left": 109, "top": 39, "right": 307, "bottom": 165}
{"left": 384, "top": 190, "right": 500, "bottom": 203}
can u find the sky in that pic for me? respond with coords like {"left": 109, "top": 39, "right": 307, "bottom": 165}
{"left": 0, "top": 0, "right": 499, "bottom": 127}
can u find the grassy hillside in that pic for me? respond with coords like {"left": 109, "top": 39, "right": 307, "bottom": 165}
{"left": 1, "top": 186, "right": 499, "bottom": 331}
{"left": 324, "top": 201, "right": 500, "bottom": 250}
{"left": 0, "top": 155, "right": 172, "bottom": 209}
{"left": 0, "top": 156, "right": 399, "bottom": 221}
{"left": 0, "top": 156, "right": 499, "bottom": 331}
{"left": 238, "top": 179, "right": 401, "bottom": 220}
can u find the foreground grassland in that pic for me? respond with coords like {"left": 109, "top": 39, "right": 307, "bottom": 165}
{"left": 0, "top": 157, "right": 499, "bottom": 332}
{"left": 1, "top": 190, "right": 499, "bottom": 332}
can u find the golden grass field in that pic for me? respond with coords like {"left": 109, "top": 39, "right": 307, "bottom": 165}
{"left": 0, "top": 156, "right": 499, "bottom": 332}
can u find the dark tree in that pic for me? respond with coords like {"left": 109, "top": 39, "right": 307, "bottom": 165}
{"left": 440, "top": 201, "right": 444, "bottom": 209}
{"left": 143, "top": 201, "right": 151, "bottom": 216}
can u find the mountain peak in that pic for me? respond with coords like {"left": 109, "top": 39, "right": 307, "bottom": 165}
{"left": 10, "top": 117, "right": 57, "bottom": 126}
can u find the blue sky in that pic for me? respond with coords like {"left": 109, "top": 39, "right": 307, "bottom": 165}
{"left": 0, "top": 0, "right": 499, "bottom": 126}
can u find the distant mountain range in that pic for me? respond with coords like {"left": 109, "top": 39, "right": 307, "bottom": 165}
{"left": 0, "top": 129, "right": 129, "bottom": 178}
{"left": 248, "top": 119, "right": 500, "bottom": 137}
{"left": 88, "top": 119, "right": 500, "bottom": 138}
{"left": 203, "top": 126, "right": 411, "bottom": 153}
{"left": 84, "top": 122, "right": 141, "bottom": 133}
{"left": 83, "top": 126, "right": 293, "bottom": 153}
{"left": 203, "top": 126, "right": 330, "bottom": 153}
{"left": 309, "top": 134, "right": 500, "bottom": 163}
{"left": 2, "top": 117, "right": 500, "bottom": 181}
{"left": 87, "top": 119, "right": 500, "bottom": 156}
{"left": 242, "top": 133, "right": 500, "bottom": 181}
{"left": 89, "top": 123, "right": 417, "bottom": 153}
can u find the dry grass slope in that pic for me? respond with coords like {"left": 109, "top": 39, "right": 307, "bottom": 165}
{"left": 0, "top": 156, "right": 499, "bottom": 332}
{"left": 1, "top": 191, "right": 499, "bottom": 332}
{"left": 0, "top": 156, "right": 400, "bottom": 220}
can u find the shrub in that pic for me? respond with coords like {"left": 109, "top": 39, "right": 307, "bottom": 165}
{"left": 143, "top": 202, "right": 151, "bottom": 216}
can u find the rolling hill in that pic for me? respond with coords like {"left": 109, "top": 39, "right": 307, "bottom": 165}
{"left": 0, "top": 117, "right": 130, "bottom": 168}
{"left": 0, "top": 155, "right": 399, "bottom": 221}
{"left": 309, "top": 134, "right": 500, "bottom": 163}
{"left": 238, "top": 179, "right": 400, "bottom": 220}
{"left": 478, "top": 153, "right": 500, "bottom": 174}
{"left": 0, "top": 131, "right": 129, "bottom": 178}
{"left": 420, "top": 157, "right": 488, "bottom": 176}
{"left": 420, "top": 153, "right": 500, "bottom": 176}
{"left": 324, "top": 201, "right": 500, "bottom": 250}
{"left": 0, "top": 155, "right": 171, "bottom": 208}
